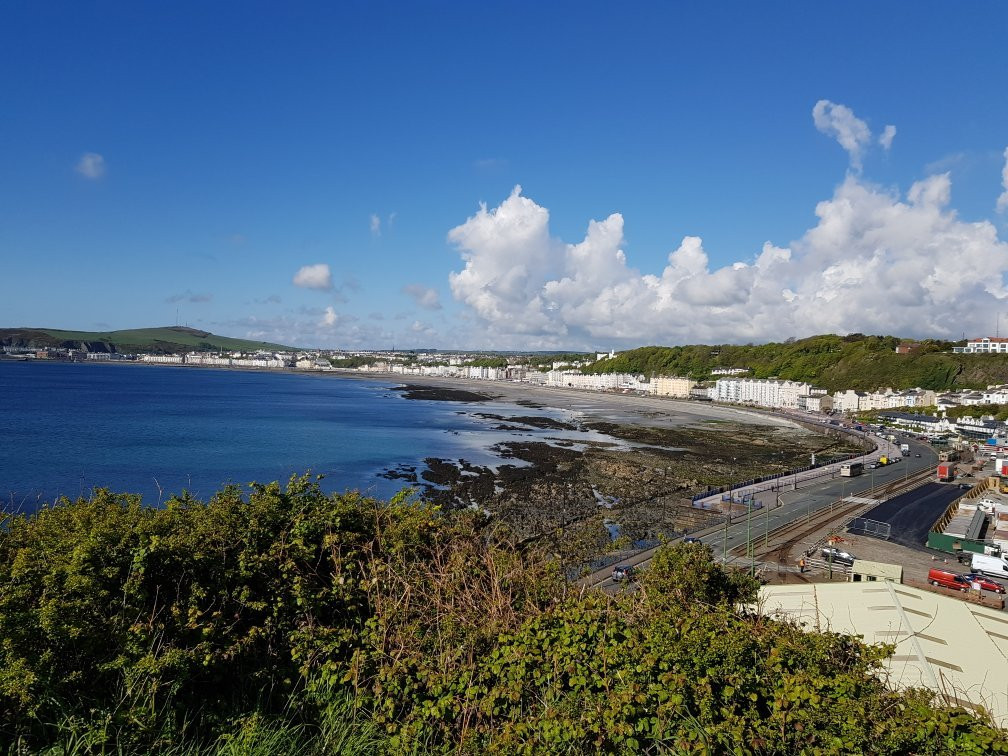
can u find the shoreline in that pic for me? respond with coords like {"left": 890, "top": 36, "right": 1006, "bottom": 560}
{"left": 6, "top": 357, "right": 804, "bottom": 432}
{"left": 2, "top": 360, "right": 863, "bottom": 545}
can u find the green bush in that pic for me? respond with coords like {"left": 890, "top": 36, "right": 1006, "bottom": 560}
{"left": 1, "top": 480, "right": 1006, "bottom": 754}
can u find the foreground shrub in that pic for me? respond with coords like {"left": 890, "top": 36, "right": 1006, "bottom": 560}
{"left": 1, "top": 478, "right": 1006, "bottom": 754}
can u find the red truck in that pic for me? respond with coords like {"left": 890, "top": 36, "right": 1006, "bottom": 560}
{"left": 937, "top": 462, "right": 957, "bottom": 482}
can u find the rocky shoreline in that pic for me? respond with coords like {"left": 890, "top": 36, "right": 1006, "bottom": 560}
{"left": 379, "top": 377, "right": 864, "bottom": 549}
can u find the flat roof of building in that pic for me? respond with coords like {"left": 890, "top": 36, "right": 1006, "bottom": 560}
{"left": 760, "top": 581, "right": 1008, "bottom": 725}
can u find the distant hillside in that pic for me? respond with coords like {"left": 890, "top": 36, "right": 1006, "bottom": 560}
{"left": 584, "top": 334, "right": 1008, "bottom": 392}
{"left": 0, "top": 326, "right": 294, "bottom": 354}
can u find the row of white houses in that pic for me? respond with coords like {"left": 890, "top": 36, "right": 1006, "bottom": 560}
{"left": 140, "top": 353, "right": 287, "bottom": 369}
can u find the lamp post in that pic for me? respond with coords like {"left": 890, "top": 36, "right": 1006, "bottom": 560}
{"left": 747, "top": 496, "right": 754, "bottom": 576}
{"left": 723, "top": 510, "right": 728, "bottom": 563}
{"left": 766, "top": 492, "right": 775, "bottom": 547}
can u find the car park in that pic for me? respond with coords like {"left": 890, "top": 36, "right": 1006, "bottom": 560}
{"left": 611, "top": 565, "right": 635, "bottom": 582}
{"left": 963, "top": 573, "right": 1006, "bottom": 593}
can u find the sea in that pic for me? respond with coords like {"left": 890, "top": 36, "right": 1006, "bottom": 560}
{"left": 0, "top": 360, "right": 594, "bottom": 513}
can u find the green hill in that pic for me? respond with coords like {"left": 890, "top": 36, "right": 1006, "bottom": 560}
{"left": 0, "top": 326, "right": 294, "bottom": 354}
{"left": 585, "top": 334, "right": 1008, "bottom": 392}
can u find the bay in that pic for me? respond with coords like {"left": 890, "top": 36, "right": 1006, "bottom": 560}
{"left": 0, "top": 361, "right": 586, "bottom": 511}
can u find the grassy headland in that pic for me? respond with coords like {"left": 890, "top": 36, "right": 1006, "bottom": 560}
{"left": 0, "top": 326, "right": 293, "bottom": 354}
{"left": 1, "top": 476, "right": 1004, "bottom": 754}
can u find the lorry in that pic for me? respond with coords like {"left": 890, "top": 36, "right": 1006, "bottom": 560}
{"left": 900, "top": 443, "right": 910, "bottom": 456}
{"left": 971, "top": 553, "right": 1008, "bottom": 579}
{"left": 937, "top": 462, "right": 957, "bottom": 482}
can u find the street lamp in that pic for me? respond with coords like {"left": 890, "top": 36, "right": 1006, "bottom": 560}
{"left": 746, "top": 495, "right": 754, "bottom": 576}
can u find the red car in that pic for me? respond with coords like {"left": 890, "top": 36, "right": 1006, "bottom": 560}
{"left": 964, "top": 573, "right": 1007, "bottom": 594}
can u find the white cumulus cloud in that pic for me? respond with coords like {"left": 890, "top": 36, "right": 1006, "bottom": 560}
{"left": 446, "top": 171, "right": 1008, "bottom": 349}
{"left": 812, "top": 100, "right": 873, "bottom": 171}
{"left": 402, "top": 284, "right": 442, "bottom": 310}
{"left": 879, "top": 124, "right": 897, "bottom": 151}
{"left": 998, "top": 147, "right": 1008, "bottom": 213}
{"left": 75, "top": 152, "right": 106, "bottom": 179}
{"left": 293, "top": 263, "right": 332, "bottom": 290}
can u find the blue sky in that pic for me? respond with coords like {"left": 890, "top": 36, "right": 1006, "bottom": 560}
{"left": 3, "top": 2, "right": 1008, "bottom": 350}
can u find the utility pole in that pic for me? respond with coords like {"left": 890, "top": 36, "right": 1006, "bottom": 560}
{"left": 767, "top": 492, "right": 775, "bottom": 547}
{"left": 747, "top": 496, "right": 754, "bottom": 576}
{"left": 723, "top": 509, "right": 728, "bottom": 562}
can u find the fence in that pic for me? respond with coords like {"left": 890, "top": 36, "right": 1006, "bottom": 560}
{"left": 848, "top": 517, "right": 891, "bottom": 540}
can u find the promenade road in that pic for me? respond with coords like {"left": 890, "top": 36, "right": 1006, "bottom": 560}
{"left": 587, "top": 435, "right": 941, "bottom": 590}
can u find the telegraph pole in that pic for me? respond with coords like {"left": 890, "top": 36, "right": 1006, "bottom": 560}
{"left": 747, "top": 496, "right": 754, "bottom": 576}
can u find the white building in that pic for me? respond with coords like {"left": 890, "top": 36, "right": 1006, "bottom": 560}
{"left": 713, "top": 377, "right": 815, "bottom": 409}
{"left": 831, "top": 390, "right": 866, "bottom": 413}
{"left": 953, "top": 337, "right": 1008, "bottom": 354}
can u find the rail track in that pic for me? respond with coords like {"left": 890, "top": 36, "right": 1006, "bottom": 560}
{"left": 755, "top": 467, "right": 934, "bottom": 568}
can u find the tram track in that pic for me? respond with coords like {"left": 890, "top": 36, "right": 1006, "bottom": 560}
{"left": 757, "top": 467, "right": 934, "bottom": 567}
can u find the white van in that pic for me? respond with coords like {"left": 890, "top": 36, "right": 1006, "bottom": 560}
{"left": 971, "top": 553, "right": 1008, "bottom": 578}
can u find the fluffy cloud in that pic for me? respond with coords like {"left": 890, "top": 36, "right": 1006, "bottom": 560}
{"left": 812, "top": 100, "right": 873, "bottom": 171}
{"left": 998, "top": 147, "right": 1008, "bottom": 213}
{"left": 75, "top": 152, "right": 105, "bottom": 179}
{"left": 447, "top": 173, "right": 1008, "bottom": 348}
{"left": 879, "top": 124, "right": 897, "bottom": 151}
{"left": 401, "top": 284, "right": 442, "bottom": 310}
{"left": 293, "top": 263, "right": 332, "bottom": 290}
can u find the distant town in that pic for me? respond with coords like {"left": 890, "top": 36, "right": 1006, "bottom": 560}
{"left": 8, "top": 335, "right": 1008, "bottom": 442}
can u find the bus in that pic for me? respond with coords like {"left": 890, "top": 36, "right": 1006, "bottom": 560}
{"left": 840, "top": 462, "right": 863, "bottom": 477}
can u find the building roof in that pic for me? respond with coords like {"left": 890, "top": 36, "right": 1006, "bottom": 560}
{"left": 880, "top": 411, "right": 940, "bottom": 424}
{"left": 760, "top": 581, "right": 1008, "bottom": 725}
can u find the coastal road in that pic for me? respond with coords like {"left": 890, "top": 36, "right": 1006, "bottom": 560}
{"left": 587, "top": 435, "right": 940, "bottom": 590}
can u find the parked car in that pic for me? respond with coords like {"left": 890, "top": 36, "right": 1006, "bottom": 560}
{"left": 820, "top": 547, "right": 856, "bottom": 566}
{"left": 682, "top": 536, "right": 702, "bottom": 545}
{"left": 963, "top": 573, "right": 1006, "bottom": 594}
{"left": 928, "top": 568, "right": 971, "bottom": 592}
{"left": 612, "top": 565, "right": 636, "bottom": 582}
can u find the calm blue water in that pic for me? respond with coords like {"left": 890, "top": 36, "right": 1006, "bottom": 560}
{"left": 0, "top": 361, "right": 588, "bottom": 511}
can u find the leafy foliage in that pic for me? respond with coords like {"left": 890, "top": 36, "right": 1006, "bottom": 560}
{"left": 327, "top": 355, "right": 376, "bottom": 368}
{"left": 1, "top": 480, "right": 1006, "bottom": 754}
{"left": 945, "top": 403, "right": 1008, "bottom": 422}
{"left": 580, "top": 334, "right": 1007, "bottom": 392}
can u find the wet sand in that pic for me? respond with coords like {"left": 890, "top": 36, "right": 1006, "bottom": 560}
{"left": 363, "top": 373, "right": 798, "bottom": 431}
